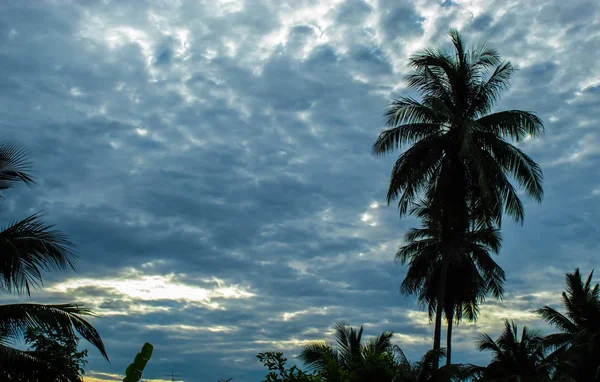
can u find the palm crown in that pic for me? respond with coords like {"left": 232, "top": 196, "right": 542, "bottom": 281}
{"left": 474, "top": 320, "right": 550, "bottom": 381}
{"left": 372, "top": 29, "right": 544, "bottom": 227}
{"left": 299, "top": 322, "right": 396, "bottom": 382}
{"left": 373, "top": 29, "right": 544, "bottom": 369}
{"left": 535, "top": 268, "right": 600, "bottom": 380}
{"left": 397, "top": 199, "right": 505, "bottom": 365}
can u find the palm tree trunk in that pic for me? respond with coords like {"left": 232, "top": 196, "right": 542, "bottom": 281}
{"left": 446, "top": 309, "right": 453, "bottom": 366}
{"left": 433, "top": 253, "right": 450, "bottom": 371}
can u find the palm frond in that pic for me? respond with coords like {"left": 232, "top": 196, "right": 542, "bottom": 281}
{"left": 476, "top": 110, "right": 544, "bottom": 141}
{"left": 470, "top": 41, "right": 501, "bottom": 71}
{"left": 384, "top": 97, "right": 440, "bottom": 127}
{"left": 0, "top": 141, "right": 34, "bottom": 192}
{"left": 386, "top": 134, "right": 447, "bottom": 214}
{"left": 535, "top": 306, "right": 578, "bottom": 334}
{"left": 403, "top": 227, "right": 434, "bottom": 243}
{"left": 477, "top": 132, "right": 544, "bottom": 202}
{"left": 466, "top": 227, "right": 503, "bottom": 253}
{"left": 469, "top": 62, "right": 514, "bottom": 116}
{"left": 0, "top": 342, "right": 45, "bottom": 365}
{"left": 0, "top": 213, "right": 76, "bottom": 296}
{"left": 395, "top": 237, "right": 440, "bottom": 265}
{"left": 471, "top": 148, "right": 526, "bottom": 223}
{"left": 449, "top": 28, "right": 467, "bottom": 69}
{"left": 0, "top": 303, "right": 109, "bottom": 361}
{"left": 391, "top": 344, "right": 409, "bottom": 366}
{"left": 299, "top": 341, "right": 335, "bottom": 370}
{"left": 418, "top": 348, "right": 447, "bottom": 376}
{"left": 370, "top": 331, "right": 393, "bottom": 353}
{"left": 372, "top": 123, "right": 441, "bottom": 156}
{"left": 476, "top": 333, "right": 503, "bottom": 354}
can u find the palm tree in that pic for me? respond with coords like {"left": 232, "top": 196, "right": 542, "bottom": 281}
{"left": 372, "top": 29, "right": 544, "bottom": 366}
{"left": 299, "top": 322, "right": 396, "bottom": 382}
{"left": 0, "top": 141, "right": 109, "bottom": 375}
{"left": 474, "top": 320, "right": 550, "bottom": 381}
{"left": 398, "top": 200, "right": 505, "bottom": 365}
{"left": 535, "top": 268, "right": 600, "bottom": 381}
{"left": 391, "top": 346, "right": 471, "bottom": 381}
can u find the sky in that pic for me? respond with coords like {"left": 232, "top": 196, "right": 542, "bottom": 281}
{"left": 0, "top": 0, "right": 599, "bottom": 381}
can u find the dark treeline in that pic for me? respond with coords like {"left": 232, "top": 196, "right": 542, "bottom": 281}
{"left": 248, "top": 267, "right": 600, "bottom": 381}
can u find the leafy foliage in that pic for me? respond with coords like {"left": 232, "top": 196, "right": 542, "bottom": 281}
{"left": 0, "top": 326, "right": 88, "bottom": 381}
{"left": 298, "top": 322, "right": 412, "bottom": 382}
{"left": 257, "top": 352, "right": 322, "bottom": 382}
{"left": 0, "top": 140, "right": 108, "bottom": 372}
{"left": 474, "top": 320, "right": 551, "bottom": 381}
{"left": 397, "top": 200, "right": 505, "bottom": 365}
{"left": 535, "top": 268, "right": 600, "bottom": 381}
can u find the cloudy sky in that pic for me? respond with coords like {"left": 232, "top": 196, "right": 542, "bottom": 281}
{"left": 1, "top": 0, "right": 599, "bottom": 381}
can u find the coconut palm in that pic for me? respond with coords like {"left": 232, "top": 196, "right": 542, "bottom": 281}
{"left": 474, "top": 320, "right": 551, "bottom": 381}
{"left": 0, "top": 141, "right": 109, "bottom": 374}
{"left": 372, "top": 29, "right": 544, "bottom": 366}
{"left": 535, "top": 268, "right": 600, "bottom": 381}
{"left": 299, "top": 322, "right": 396, "bottom": 382}
{"left": 391, "top": 346, "right": 471, "bottom": 382}
{"left": 398, "top": 200, "right": 505, "bottom": 365}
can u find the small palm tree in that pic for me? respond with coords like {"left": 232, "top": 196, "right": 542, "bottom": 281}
{"left": 391, "top": 346, "right": 471, "bottom": 382}
{"left": 535, "top": 268, "right": 600, "bottom": 381}
{"left": 474, "top": 320, "right": 550, "bottom": 381}
{"left": 372, "top": 29, "right": 544, "bottom": 367}
{"left": 0, "top": 141, "right": 108, "bottom": 374}
{"left": 299, "top": 322, "right": 396, "bottom": 382}
{"left": 398, "top": 200, "right": 505, "bottom": 365}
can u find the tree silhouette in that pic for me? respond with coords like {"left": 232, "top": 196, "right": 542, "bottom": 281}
{"left": 372, "top": 29, "right": 544, "bottom": 367}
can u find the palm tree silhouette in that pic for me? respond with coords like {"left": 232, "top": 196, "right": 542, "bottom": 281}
{"left": 391, "top": 346, "right": 471, "bottom": 381}
{"left": 0, "top": 141, "right": 108, "bottom": 374}
{"left": 536, "top": 268, "right": 600, "bottom": 381}
{"left": 372, "top": 29, "right": 544, "bottom": 367}
{"left": 299, "top": 322, "right": 396, "bottom": 382}
{"left": 473, "top": 320, "right": 550, "bottom": 381}
{"left": 397, "top": 200, "right": 504, "bottom": 365}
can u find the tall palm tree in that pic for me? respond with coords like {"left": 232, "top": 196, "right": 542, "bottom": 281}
{"left": 535, "top": 268, "right": 600, "bottom": 381}
{"left": 299, "top": 322, "right": 396, "bottom": 382}
{"left": 372, "top": 29, "right": 544, "bottom": 366}
{"left": 0, "top": 141, "right": 109, "bottom": 374}
{"left": 473, "top": 320, "right": 550, "bottom": 381}
{"left": 398, "top": 200, "right": 505, "bottom": 365}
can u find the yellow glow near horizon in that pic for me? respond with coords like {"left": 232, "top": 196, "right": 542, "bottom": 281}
{"left": 84, "top": 377, "right": 171, "bottom": 382}
{"left": 48, "top": 271, "right": 255, "bottom": 312}
{"left": 145, "top": 323, "right": 239, "bottom": 333}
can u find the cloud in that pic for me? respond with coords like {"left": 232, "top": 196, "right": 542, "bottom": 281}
{"left": 1, "top": 0, "right": 599, "bottom": 381}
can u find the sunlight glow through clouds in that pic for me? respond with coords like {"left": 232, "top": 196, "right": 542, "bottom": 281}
{"left": 280, "top": 307, "right": 329, "bottom": 322}
{"left": 145, "top": 323, "right": 239, "bottom": 333}
{"left": 360, "top": 203, "right": 379, "bottom": 226}
{"left": 48, "top": 270, "right": 255, "bottom": 311}
{"left": 253, "top": 338, "right": 323, "bottom": 350}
